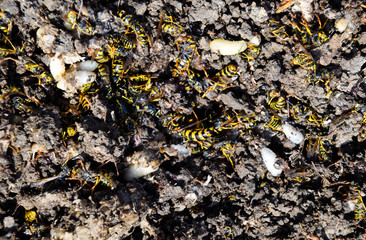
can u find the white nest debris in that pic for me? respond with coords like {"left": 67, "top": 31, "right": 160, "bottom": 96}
{"left": 124, "top": 150, "right": 161, "bottom": 181}
{"left": 36, "top": 24, "right": 58, "bottom": 54}
{"left": 210, "top": 38, "right": 247, "bottom": 55}
{"left": 282, "top": 122, "right": 304, "bottom": 144}
{"left": 54, "top": 56, "right": 98, "bottom": 96}
{"left": 261, "top": 147, "right": 283, "bottom": 177}
{"left": 335, "top": 14, "right": 352, "bottom": 33}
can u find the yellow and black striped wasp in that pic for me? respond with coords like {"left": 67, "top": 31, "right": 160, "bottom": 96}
{"left": 317, "top": 137, "right": 331, "bottom": 161}
{"left": 94, "top": 47, "right": 110, "bottom": 63}
{"left": 106, "top": 34, "right": 135, "bottom": 59}
{"left": 61, "top": 125, "right": 77, "bottom": 146}
{"left": 97, "top": 63, "right": 114, "bottom": 99}
{"left": 241, "top": 44, "right": 261, "bottom": 62}
{"left": 0, "top": 9, "right": 14, "bottom": 35}
{"left": 24, "top": 209, "right": 50, "bottom": 238}
{"left": 160, "top": 11, "right": 183, "bottom": 37}
{"left": 202, "top": 64, "right": 241, "bottom": 98}
{"left": 264, "top": 115, "right": 283, "bottom": 131}
{"left": 118, "top": 10, "right": 150, "bottom": 46}
{"left": 291, "top": 52, "right": 316, "bottom": 72}
{"left": 25, "top": 62, "right": 55, "bottom": 85}
{"left": 285, "top": 13, "right": 330, "bottom": 47}
{"left": 266, "top": 89, "right": 286, "bottom": 112}
{"left": 0, "top": 39, "right": 24, "bottom": 56}
{"left": 268, "top": 19, "right": 289, "bottom": 40}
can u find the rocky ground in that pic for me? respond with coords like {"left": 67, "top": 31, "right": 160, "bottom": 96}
{"left": 0, "top": 0, "right": 366, "bottom": 239}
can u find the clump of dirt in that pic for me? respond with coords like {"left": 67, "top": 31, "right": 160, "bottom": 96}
{"left": 0, "top": 0, "right": 366, "bottom": 239}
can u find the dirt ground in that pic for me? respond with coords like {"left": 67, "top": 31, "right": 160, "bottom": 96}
{"left": 0, "top": 0, "right": 366, "bottom": 239}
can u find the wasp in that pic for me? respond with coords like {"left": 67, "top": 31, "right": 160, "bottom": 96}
{"left": 111, "top": 59, "right": 126, "bottom": 86}
{"left": 148, "top": 87, "right": 164, "bottom": 102}
{"left": 306, "top": 112, "right": 324, "bottom": 127}
{"left": 12, "top": 95, "right": 33, "bottom": 113}
{"left": 286, "top": 14, "right": 330, "bottom": 47}
{"left": 25, "top": 62, "right": 55, "bottom": 85}
{"left": 61, "top": 125, "right": 77, "bottom": 146}
{"left": 76, "top": 18, "right": 95, "bottom": 36}
{"left": 161, "top": 112, "right": 186, "bottom": 132}
{"left": 353, "top": 189, "right": 366, "bottom": 221}
{"left": 186, "top": 72, "right": 205, "bottom": 93}
{"left": 25, "top": 210, "right": 38, "bottom": 223}
{"left": 92, "top": 171, "right": 115, "bottom": 191}
{"left": 290, "top": 103, "right": 309, "bottom": 121}
{"left": 266, "top": 89, "right": 286, "bottom": 112}
{"left": 128, "top": 74, "right": 154, "bottom": 94}
{"left": 97, "top": 63, "right": 113, "bottom": 99}
{"left": 29, "top": 223, "right": 50, "bottom": 237}
{"left": 216, "top": 64, "right": 241, "bottom": 82}
{"left": 291, "top": 53, "right": 316, "bottom": 72}
{"left": 162, "top": 22, "right": 183, "bottom": 36}
{"left": 0, "top": 9, "right": 13, "bottom": 35}
{"left": 118, "top": 10, "right": 150, "bottom": 46}
{"left": 203, "top": 64, "right": 241, "bottom": 97}
{"left": 179, "top": 128, "right": 216, "bottom": 149}
{"left": 172, "top": 50, "right": 192, "bottom": 77}
{"left": 173, "top": 35, "right": 204, "bottom": 77}
{"left": 106, "top": 34, "right": 135, "bottom": 59}
{"left": 63, "top": 10, "right": 78, "bottom": 30}
{"left": 78, "top": 93, "right": 92, "bottom": 111}
{"left": 0, "top": 39, "right": 24, "bottom": 56}
{"left": 136, "top": 104, "right": 160, "bottom": 117}
{"left": 307, "top": 68, "right": 336, "bottom": 85}
{"left": 241, "top": 44, "right": 261, "bottom": 62}
{"left": 268, "top": 19, "right": 289, "bottom": 39}
{"left": 318, "top": 138, "right": 331, "bottom": 161}
{"left": 94, "top": 47, "right": 110, "bottom": 63}
{"left": 264, "top": 115, "right": 283, "bottom": 131}
{"left": 219, "top": 141, "right": 236, "bottom": 167}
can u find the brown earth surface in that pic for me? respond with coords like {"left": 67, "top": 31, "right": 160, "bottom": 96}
{"left": 0, "top": 0, "right": 366, "bottom": 239}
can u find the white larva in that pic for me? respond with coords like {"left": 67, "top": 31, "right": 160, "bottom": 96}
{"left": 261, "top": 147, "right": 283, "bottom": 177}
{"left": 282, "top": 122, "right": 304, "bottom": 144}
{"left": 77, "top": 60, "right": 99, "bottom": 72}
{"left": 210, "top": 38, "right": 247, "bottom": 55}
{"left": 49, "top": 54, "right": 65, "bottom": 82}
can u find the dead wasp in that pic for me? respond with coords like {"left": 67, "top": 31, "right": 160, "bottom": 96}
{"left": 172, "top": 50, "right": 193, "bottom": 77}
{"left": 111, "top": 58, "right": 127, "bottom": 86}
{"left": 106, "top": 34, "right": 135, "bottom": 59}
{"left": 0, "top": 9, "right": 14, "bottom": 34}
{"left": 264, "top": 115, "right": 283, "bottom": 131}
{"left": 241, "top": 44, "right": 261, "bottom": 62}
{"left": 118, "top": 10, "right": 150, "bottom": 46}
{"left": 266, "top": 89, "right": 286, "bottom": 112}
{"left": 307, "top": 68, "right": 336, "bottom": 85}
{"left": 77, "top": 18, "right": 95, "bottom": 35}
{"left": 25, "top": 210, "right": 38, "bottom": 223}
{"left": 291, "top": 52, "right": 316, "bottom": 72}
{"left": 97, "top": 63, "right": 114, "bottom": 99}
{"left": 0, "top": 39, "right": 24, "bottom": 56}
{"left": 61, "top": 125, "right": 77, "bottom": 146}
{"left": 160, "top": 11, "right": 183, "bottom": 36}
{"left": 185, "top": 71, "right": 205, "bottom": 94}
{"left": 202, "top": 64, "right": 241, "bottom": 97}
{"left": 63, "top": 10, "right": 78, "bottom": 30}
{"left": 286, "top": 14, "right": 330, "bottom": 46}
{"left": 162, "top": 22, "right": 183, "bottom": 36}
{"left": 268, "top": 19, "right": 289, "bottom": 40}
{"left": 317, "top": 137, "right": 331, "bottom": 161}
{"left": 94, "top": 47, "right": 110, "bottom": 63}
{"left": 25, "top": 62, "right": 55, "bottom": 85}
